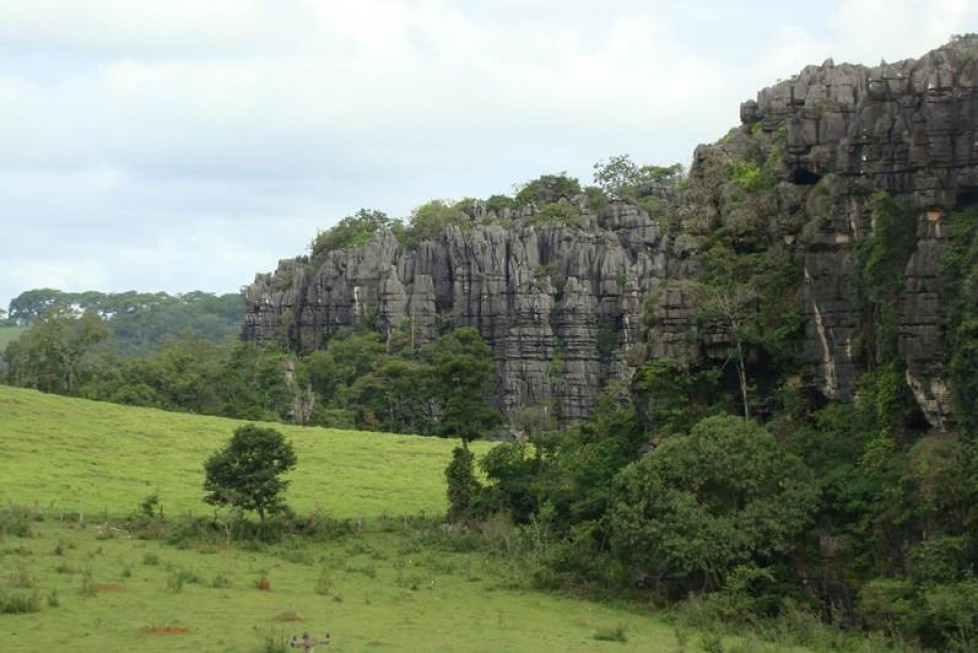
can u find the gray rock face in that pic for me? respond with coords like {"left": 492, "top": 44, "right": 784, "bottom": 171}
{"left": 245, "top": 37, "right": 978, "bottom": 429}
{"left": 763, "top": 38, "right": 978, "bottom": 427}
{"left": 244, "top": 202, "right": 667, "bottom": 423}
{"left": 652, "top": 36, "right": 978, "bottom": 428}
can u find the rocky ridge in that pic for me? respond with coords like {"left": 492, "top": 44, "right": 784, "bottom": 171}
{"left": 245, "top": 201, "right": 666, "bottom": 423}
{"left": 244, "top": 36, "right": 978, "bottom": 429}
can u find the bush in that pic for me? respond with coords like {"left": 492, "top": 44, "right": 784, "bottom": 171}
{"left": 856, "top": 578, "right": 917, "bottom": 636}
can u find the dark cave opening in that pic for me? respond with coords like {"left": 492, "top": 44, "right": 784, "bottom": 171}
{"left": 956, "top": 185, "right": 978, "bottom": 210}
{"left": 790, "top": 167, "right": 822, "bottom": 185}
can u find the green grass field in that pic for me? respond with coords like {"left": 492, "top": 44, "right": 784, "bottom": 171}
{"left": 0, "top": 386, "right": 490, "bottom": 519}
{"left": 0, "top": 517, "right": 708, "bottom": 653}
{"left": 0, "top": 387, "right": 866, "bottom": 652}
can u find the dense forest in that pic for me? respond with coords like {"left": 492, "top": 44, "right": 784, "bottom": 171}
{"left": 6, "top": 36, "right": 978, "bottom": 652}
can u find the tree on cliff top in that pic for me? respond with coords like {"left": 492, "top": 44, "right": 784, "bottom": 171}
{"left": 311, "top": 208, "right": 392, "bottom": 253}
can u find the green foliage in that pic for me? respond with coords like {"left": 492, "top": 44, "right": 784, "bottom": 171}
{"left": 310, "top": 208, "right": 391, "bottom": 253}
{"left": 5, "top": 288, "right": 242, "bottom": 356}
{"left": 632, "top": 358, "right": 723, "bottom": 435}
{"left": 445, "top": 446, "right": 481, "bottom": 521}
{"left": 609, "top": 416, "right": 818, "bottom": 593}
{"left": 203, "top": 424, "right": 298, "bottom": 527}
{"left": 857, "top": 192, "right": 918, "bottom": 368}
{"left": 392, "top": 199, "right": 465, "bottom": 249}
{"left": 514, "top": 172, "right": 582, "bottom": 207}
{"left": 485, "top": 194, "right": 516, "bottom": 214}
{"left": 940, "top": 205, "right": 978, "bottom": 434}
{"left": 349, "top": 357, "right": 434, "bottom": 434}
{"left": 729, "top": 160, "right": 774, "bottom": 192}
{"left": 526, "top": 200, "right": 584, "bottom": 228}
{"left": 3, "top": 308, "right": 109, "bottom": 395}
{"left": 431, "top": 327, "right": 501, "bottom": 444}
{"left": 592, "top": 154, "right": 684, "bottom": 198}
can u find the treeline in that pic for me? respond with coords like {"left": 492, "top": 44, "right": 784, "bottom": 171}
{"left": 4, "top": 288, "right": 243, "bottom": 357}
{"left": 2, "top": 304, "right": 503, "bottom": 438}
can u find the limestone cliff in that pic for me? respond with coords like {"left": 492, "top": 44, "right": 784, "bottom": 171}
{"left": 651, "top": 35, "right": 978, "bottom": 429}
{"left": 243, "top": 36, "right": 978, "bottom": 429}
{"left": 244, "top": 202, "right": 665, "bottom": 422}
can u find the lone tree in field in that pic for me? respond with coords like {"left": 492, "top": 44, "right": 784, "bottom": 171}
{"left": 203, "top": 424, "right": 297, "bottom": 529}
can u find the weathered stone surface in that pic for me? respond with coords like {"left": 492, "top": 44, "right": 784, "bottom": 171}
{"left": 710, "top": 36, "right": 977, "bottom": 427}
{"left": 245, "top": 37, "right": 978, "bottom": 429}
{"left": 244, "top": 201, "right": 666, "bottom": 423}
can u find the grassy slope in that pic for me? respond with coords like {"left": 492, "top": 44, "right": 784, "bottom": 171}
{"left": 0, "top": 387, "right": 710, "bottom": 652}
{"left": 0, "top": 386, "right": 489, "bottom": 519}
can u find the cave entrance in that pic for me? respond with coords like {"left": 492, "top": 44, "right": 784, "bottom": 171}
{"left": 790, "top": 167, "right": 822, "bottom": 185}
{"left": 956, "top": 185, "right": 978, "bottom": 210}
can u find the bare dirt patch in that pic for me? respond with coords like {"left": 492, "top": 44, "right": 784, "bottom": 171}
{"left": 274, "top": 611, "right": 304, "bottom": 622}
{"left": 141, "top": 625, "right": 190, "bottom": 635}
{"left": 96, "top": 583, "right": 126, "bottom": 592}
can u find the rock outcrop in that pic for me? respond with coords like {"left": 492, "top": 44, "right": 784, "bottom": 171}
{"left": 244, "top": 36, "right": 978, "bottom": 429}
{"left": 244, "top": 202, "right": 667, "bottom": 422}
{"left": 652, "top": 35, "right": 978, "bottom": 428}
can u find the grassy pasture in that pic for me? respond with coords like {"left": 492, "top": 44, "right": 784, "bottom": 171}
{"left": 0, "top": 516, "right": 708, "bottom": 653}
{"left": 0, "top": 388, "right": 704, "bottom": 651}
{"left": 0, "top": 386, "right": 490, "bottom": 519}
{"left": 0, "top": 387, "right": 884, "bottom": 652}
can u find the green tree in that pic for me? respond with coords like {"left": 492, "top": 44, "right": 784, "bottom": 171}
{"left": 4, "top": 308, "right": 109, "bottom": 394}
{"left": 609, "top": 415, "right": 818, "bottom": 593}
{"left": 592, "top": 154, "right": 684, "bottom": 198}
{"left": 203, "top": 424, "right": 297, "bottom": 529}
{"left": 514, "top": 173, "right": 582, "bottom": 207}
{"left": 349, "top": 357, "right": 434, "bottom": 433}
{"left": 311, "top": 208, "right": 392, "bottom": 253}
{"left": 431, "top": 327, "right": 502, "bottom": 446}
{"left": 393, "top": 199, "right": 464, "bottom": 248}
{"left": 445, "top": 446, "right": 482, "bottom": 521}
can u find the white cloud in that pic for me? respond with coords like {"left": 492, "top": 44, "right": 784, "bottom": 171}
{"left": 0, "top": 0, "right": 976, "bottom": 309}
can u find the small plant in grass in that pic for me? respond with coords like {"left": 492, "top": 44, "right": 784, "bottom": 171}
{"left": 593, "top": 624, "right": 629, "bottom": 643}
{"left": 314, "top": 570, "right": 331, "bottom": 595}
{"left": 254, "top": 625, "right": 290, "bottom": 653}
{"left": 79, "top": 569, "right": 97, "bottom": 597}
{"left": 701, "top": 631, "right": 724, "bottom": 653}
{"left": 9, "top": 565, "right": 35, "bottom": 588}
{"left": 166, "top": 572, "right": 183, "bottom": 592}
{"left": 0, "top": 506, "right": 36, "bottom": 538}
{"left": 210, "top": 571, "right": 232, "bottom": 588}
{"left": 121, "top": 563, "right": 132, "bottom": 578}
{"left": 54, "top": 562, "right": 73, "bottom": 574}
{"left": 0, "top": 589, "right": 41, "bottom": 614}
{"left": 46, "top": 587, "right": 59, "bottom": 607}
{"left": 142, "top": 552, "right": 160, "bottom": 566}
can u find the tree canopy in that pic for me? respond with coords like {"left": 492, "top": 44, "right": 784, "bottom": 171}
{"left": 203, "top": 424, "right": 297, "bottom": 527}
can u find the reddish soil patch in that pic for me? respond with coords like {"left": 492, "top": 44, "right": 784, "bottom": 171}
{"left": 274, "top": 611, "right": 304, "bottom": 622}
{"left": 258, "top": 578, "right": 272, "bottom": 591}
{"left": 96, "top": 583, "right": 126, "bottom": 593}
{"left": 141, "top": 626, "right": 190, "bottom": 635}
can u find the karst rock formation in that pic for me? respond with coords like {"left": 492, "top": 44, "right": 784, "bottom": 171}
{"left": 243, "top": 36, "right": 978, "bottom": 429}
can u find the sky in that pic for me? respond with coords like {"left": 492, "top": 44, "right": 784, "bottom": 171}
{"left": 1, "top": 0, "right": 976, "bottom": 311}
